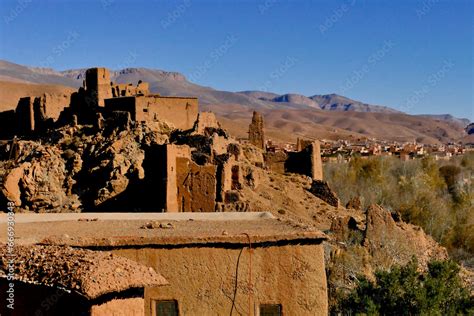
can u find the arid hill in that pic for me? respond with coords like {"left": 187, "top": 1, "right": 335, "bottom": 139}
{"left": 212, "top": 104, "right": 467, "bottom": 144}
{"left": 0, "top": 60, "right": 469, "bottom": 144}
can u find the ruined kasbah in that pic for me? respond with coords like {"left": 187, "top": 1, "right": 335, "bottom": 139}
{"left": 0, "top": 68, "right": 459, "bottom": 316}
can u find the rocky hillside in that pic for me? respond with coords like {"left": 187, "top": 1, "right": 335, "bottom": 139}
{"left": 0, "top": 115, "right": 452, "bottom": 309}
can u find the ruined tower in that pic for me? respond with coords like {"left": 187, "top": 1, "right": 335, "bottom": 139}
{"left": 310, "top": 140, "right": 323, "bottom": 181}
{"left": 85, "top": 68, "right": 112, "bottom": 107}
{"left": 249, "top": 111, "right": 265, "bottom": 149}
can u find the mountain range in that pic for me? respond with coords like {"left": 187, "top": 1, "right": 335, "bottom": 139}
{"left": 0, "top": 60, "right": 470, "bottom": 144}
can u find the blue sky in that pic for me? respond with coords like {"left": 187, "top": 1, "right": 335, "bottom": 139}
{"left": 0, "top": 0, "right": 472, "bottom": 120}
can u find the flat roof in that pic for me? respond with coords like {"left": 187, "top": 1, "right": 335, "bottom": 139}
{"left": 0, "top": 211, "right": 274, "bottom": 223}
{"left": 0, "top": 212, "right": 326, "bottom": 248}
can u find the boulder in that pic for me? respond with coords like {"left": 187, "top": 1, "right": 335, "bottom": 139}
{"left": 2, "top": 164, "right": 27, "bottom": 206}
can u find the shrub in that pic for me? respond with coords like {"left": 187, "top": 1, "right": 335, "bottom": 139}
{"left": 335, "top": 258, "right": 473, "bottom": 315}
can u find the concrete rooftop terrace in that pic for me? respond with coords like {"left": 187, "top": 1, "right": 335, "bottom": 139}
{"left": 0, "top": 212, "right": 326, "bottom": 248}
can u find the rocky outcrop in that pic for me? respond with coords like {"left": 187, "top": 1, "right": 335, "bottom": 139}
{"left": 364, "top": 204, "right": 448, "bottom": 268}
{"left": 2, "top": 164, "right": 25, "bottom": 206}
{"left": 0, "top": 120, "right": 170, "bottom": 212}
{"left": 346, "top": 196, "right": 362, "bottom": 211}
{"left": 326, "top": 204, "right": 449, "bottom": 308}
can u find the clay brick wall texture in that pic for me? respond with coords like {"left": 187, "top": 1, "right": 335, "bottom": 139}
{"left": 85, "top": 68, "right": 113, "bottom": 107}
{"left": 176, "top": 157, "right": 217, "bottom": 212}
{"left": 135, "top": 96, "right": 198, "bottom": 130}
{"left": 114, "top": 243, "right": 328, "bottom": 316}
{"left": 164, "top": 144, "right": 192, "bottom": 212}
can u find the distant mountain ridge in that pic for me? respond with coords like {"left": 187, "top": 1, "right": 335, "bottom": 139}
{"left": 0, "top": 60, "right": 470, "bottom": 144}
{"left": 0, "top": 59, "right": 421, "bottom": 115}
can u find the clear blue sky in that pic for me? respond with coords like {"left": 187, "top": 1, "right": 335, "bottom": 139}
{"left": 0, "top": 0, "right": 472, "bottom": 120}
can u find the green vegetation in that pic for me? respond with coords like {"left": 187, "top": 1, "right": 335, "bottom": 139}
{"left": 335, "top": 258, "right": 473, "bottom": 315}
{"left": 324, "top": 153, "right": 474, "bottom": 262}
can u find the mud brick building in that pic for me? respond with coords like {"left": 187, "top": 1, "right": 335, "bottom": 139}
{"left": 0, "top": 212, "right": 328, "bottom": 316}
{"left": 0, "top": 67, "right": 199, "bottom": 138}
{"left": 104, "top": 95, "right": 198, "bottom": 130}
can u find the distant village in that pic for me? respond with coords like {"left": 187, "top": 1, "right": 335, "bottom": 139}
{"left": 263, "top": 138, "right": 471, "bottom": 163}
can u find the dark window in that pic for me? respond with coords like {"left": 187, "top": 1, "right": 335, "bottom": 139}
{"left": 143, "top": 108, "right": 148, "bottom": 112}
{"left": 155, "top": 300, "right": 178, "bottom": 316}
{"left": 260, "top": 304, "right": 282, "bottom": 316}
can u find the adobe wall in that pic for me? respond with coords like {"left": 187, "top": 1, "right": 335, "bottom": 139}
{"left": 194, "top": 111, "right": 220, "bottom": 135}
{"left": 35, "top": 93, "right": 70, "bottom": 121}
{"left": 33, "top": 93, "right": 70, "bottom": 131}
{"left": 104, "top": 97, "right": 137, "bottom": 121}
{"left": 135, "top": 96, "right": 198, "bottom": 130}
{"left": 85, "top": 67, "right": 113, "bottom": 107}
{"left": 113, "top": 243, "right": 328, "bottom": 316}
{"left": 163, "top": 144, "right": 192, "bottom": 212}
{"left": 217, "top": 156, "right": 243, "bottom": 202}
{"left": 112, "top": 82, "right": 150, "bottom": 97}
{"left": 91, "top": 298, "right": 144, "bottom": 316}
{"left": 264, "top": 151, "right": 288, "bottom": 174}
{"left": 176, "top": 157, "right": 217, "bottom": 212}
{"left": 8, "top": 93, "right": 70, "bottom": 136}
{"left": 311, "top": 141, "right": 323, "bottom": 181}
{"left": 15, "top": 97, "right": 35, "bottom": 133}
{"left": 286, "top": 141, "right": 323, "bottom": 180}
{"left": 296, "top": 138, "right": 313, "bottom": 152}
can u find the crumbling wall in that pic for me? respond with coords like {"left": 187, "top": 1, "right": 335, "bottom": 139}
{"left": 296, "top": 138, "right": 313, "bottom": 151}
{"left": 216, "top": 156, "right": 242, "bottom": 202}
{"left": 211, "top": 134, "right": 229, "bottom": 156}
{"left": 176, "top": 157, "right": 217, "bottom": 212}
{"left": 193, "top": 111, "right": 220, "bottom": 135}
{"left": 112, "top": 82, "right": 150, "bottom": 98}
{"left": 248, "top": 111, "right": 265, "bottom": 149}
{"left": 310, "top": 141, "right": 323, "bottom": 181}
{"left": 12, "top": 93, "right": 71, "bottom": 135}
{"left": 309, "top": 180, "right": 340, "bottom": 207}
{"left": 264, "top": 151, "right": 288, "bottom": 174}
{"left": 114, "top": 243, "right": 328, "bottom": 316}
{"left": 156, "top": 144, "right": 192, "bottom": 212}
{"left": 33, "top": 93, "right": 70, "bottom": 132}
{"left": 135, "top": 96, "right": 198, "bottom": 130}
{"left": 104, "top": 97, "right": 137, "bottom": 121}
{"left": 15, "top": 97, "right": 35, "bottom": 134}
{"left": 286, "top": 141, "right": 323, "bottom": 180}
